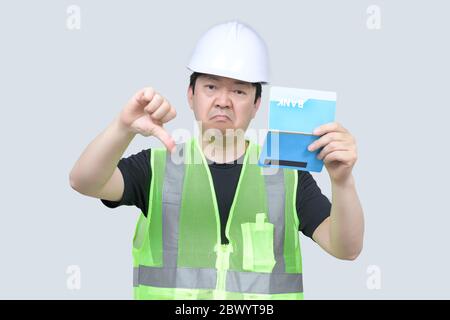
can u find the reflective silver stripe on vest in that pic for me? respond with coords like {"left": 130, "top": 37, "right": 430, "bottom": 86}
{"left": 263, "top": 167, "right": 286, "bottom": 274}
{"left": 226, "top": 270, "right": 303, "bottom": 294}
{"left": 134, "top": 266, "right": 217, "bottom": 289}
{"left": 162, "top": 144, "right": 185, "bottom": 268}
{"left": 134, "top": 266, "right": 303, "bottom": 294}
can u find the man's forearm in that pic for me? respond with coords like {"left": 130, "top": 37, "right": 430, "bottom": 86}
{"left": 69, "top": 116, "right": 136, "bottom": 193}
{"left": 329, "top": 174, "right": 365, "bottom": 260}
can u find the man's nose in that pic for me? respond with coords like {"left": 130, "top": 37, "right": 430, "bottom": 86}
{"left": 214, "top": 89, "right": 232, "bottom": 108}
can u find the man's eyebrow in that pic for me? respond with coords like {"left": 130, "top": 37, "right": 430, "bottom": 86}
{"left": 202, "top": 75, "right": 251, "bottom": 86}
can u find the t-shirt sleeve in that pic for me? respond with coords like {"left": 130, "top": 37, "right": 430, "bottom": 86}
{"left": 100, "top": 149, "right": 151, "bottom": 216}
{"left": 296, "top": 170, "right": 331, "bottom": 241}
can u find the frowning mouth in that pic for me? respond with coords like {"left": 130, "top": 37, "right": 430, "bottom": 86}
{"left": 210, "top": 114, "right": 231, "bottom": 121}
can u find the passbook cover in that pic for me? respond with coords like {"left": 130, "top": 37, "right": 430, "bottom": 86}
{"left": 258, "top": 86, "right": 337, "bottom": 172}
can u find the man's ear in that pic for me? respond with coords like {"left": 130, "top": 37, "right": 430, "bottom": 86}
{"left": 251, "top": 96, "right": 262, "bottom": 119}
{"left": 187, "top": 86, "right": 194, "bottom": 110}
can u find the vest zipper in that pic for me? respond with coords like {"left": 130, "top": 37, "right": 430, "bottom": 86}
{"left": 214, "top": 244, "right": 233, "bottom": 299}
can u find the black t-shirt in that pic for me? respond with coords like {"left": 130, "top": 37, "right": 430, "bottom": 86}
{"left": 101, "top": 149, "right": 331, "bottom": 244}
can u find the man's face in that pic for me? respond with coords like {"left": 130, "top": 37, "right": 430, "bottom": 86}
{"left": 187, "top": 74, "right": 261, "bottom": 135}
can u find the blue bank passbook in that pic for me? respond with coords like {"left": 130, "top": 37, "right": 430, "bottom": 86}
{"left": 258, "top": 86, "right": 337, "bottom": 172}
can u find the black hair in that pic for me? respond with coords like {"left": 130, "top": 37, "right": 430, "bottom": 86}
{"left": 189, "top": 72, "right": 262, "bottom": 104}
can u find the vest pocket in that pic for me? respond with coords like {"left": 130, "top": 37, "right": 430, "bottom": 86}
{"left": 241, "top": 213, "right": 276, "bottom": 273}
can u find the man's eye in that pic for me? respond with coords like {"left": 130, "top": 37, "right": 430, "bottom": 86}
{"left": 235, "top": 90, "right": 246, "bottom": 95}
{"left": 206, "top": 85, "right": 215, "bottom": 90}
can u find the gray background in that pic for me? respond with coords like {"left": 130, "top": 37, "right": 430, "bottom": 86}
{"left": 0, "top": 0, "right": 449, "bottom": 299}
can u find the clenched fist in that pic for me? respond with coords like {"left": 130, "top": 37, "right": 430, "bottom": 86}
{"left": 119, "top": 87, "right": 177, "bottom": 152}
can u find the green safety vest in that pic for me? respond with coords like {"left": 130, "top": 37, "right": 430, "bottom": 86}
{"left": 132, "top": 137, "right": 304, "bottom": 299}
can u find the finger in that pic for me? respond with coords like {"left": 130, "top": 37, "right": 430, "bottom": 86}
{"left": 160, "top": 108, "right": 177, "bottom": 123}
{"left": 308, "top": 132, "right": 347, "bottom": 152}
{"left": 151, "top": 100, "right": 171, "bottom": 121}
{"left": 322, "top": 150, "right": 355, "bottom": 165}
{"left": 144, "top": 93, "right": 164, "bottom": 114}
{"left": 317, "top": 141, "right": 352, "bottom": 160}
{"left": 152, "top": 125, "right": 176, "bottom": 153}
{"left": 143, "top": 87, "right": 155, "bottom": 101}
{"left": 313, "top": 122, "right": 347, "bottom": 136}
{"left": 133, "top": 87, "right": 155, "bottom": 108}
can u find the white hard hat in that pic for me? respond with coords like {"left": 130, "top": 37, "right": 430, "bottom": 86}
{"left": 187, "top": 20, "right": 270, "bottom": 84}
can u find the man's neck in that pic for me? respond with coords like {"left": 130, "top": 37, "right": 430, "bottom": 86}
{"left": 199, "top": 134, "right": 248, "bottom": 164}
